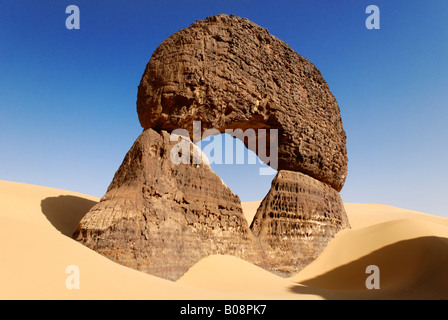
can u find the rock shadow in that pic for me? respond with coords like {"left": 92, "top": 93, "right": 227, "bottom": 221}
{"left": 41, "top": 196, "right": 98, "bottom": 237}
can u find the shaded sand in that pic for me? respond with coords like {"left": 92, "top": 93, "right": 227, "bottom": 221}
{"left": 0, "top": 216, "right": 234, "bottom": 300}
{"left": 290, "top": 219, "right": 448, "bottom": 299}
{"left": 1, "top": 180, "right": 448, "bottom": 299}
{"left": 290, "top": 236, "right": 448, "bottom": 299}
{"left": 0, "top": 180, "right": 99, "bottom": 236}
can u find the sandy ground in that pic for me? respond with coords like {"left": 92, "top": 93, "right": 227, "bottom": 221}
{"left": 1, "top": 180, "right": 447, "bottom": 300}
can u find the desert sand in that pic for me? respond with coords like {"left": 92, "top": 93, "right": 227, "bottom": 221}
{"left": 1, "top": 180, "right": 447, "bottom": 300}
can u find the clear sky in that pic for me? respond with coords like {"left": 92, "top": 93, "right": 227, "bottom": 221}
{"left": 1, "top": 1, "right": 447, "bottom": 217}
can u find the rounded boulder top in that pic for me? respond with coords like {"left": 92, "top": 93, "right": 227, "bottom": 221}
{"left": 137, "top": 14, "right": 348, "bottom": 191}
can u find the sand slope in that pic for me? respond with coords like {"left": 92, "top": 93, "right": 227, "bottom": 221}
{"left": 0, "top": 181, "right": 246, "bottom": 300}
{"left": 1, "top": 180, "right": 447, "bottom": 300}
{"left": 344, "top": 203, "right": 448, "bottom": 230}
{"left": 241, "top": 201, "right": 261, "bottom": 225}
{"left": 177, "top": 255, "right": 321, "bottom": 300}
{"left": 290, "top": 219, "right": 448, "bottom": 299}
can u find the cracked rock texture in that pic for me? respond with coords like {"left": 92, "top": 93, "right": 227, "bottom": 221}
{"left": 251, "top": 170, "right": 350, "bottom": 276}
{"left": 137, "top": 14, "right": 347, "bottom": 191}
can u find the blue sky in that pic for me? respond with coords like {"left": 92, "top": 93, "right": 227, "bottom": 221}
{"left": 1, "top": 1, "right": 447, "bottom": 216}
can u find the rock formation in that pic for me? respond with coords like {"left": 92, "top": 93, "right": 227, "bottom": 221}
{"left": 137, "top": 14, "right": 347, "bottom": 191}
{"left": 74, "top": 129, "right": 263, "bottom": 280}
{"left": 251, "top": 170, "right": 350, "bottom": 276}
{"left": 74, "top": 14, "right": 350, "bottom": 280}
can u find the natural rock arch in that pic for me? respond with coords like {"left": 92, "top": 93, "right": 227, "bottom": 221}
{"left": 74, "top": 14, "right": 350, "bottom": 280}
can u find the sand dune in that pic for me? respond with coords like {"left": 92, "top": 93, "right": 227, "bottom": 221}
{"left": 241, "top": 201, "right": 261, "bottom": 225}
{"left": 290, "top": 204, "right": 448, "bottom": 299}
{"left": 293, "top": 218, "right": 448, "bottom": 282}
{"left": 242, "top": 201, "right": 448, "bottom": 231}
{"left": 0, "top": 181, "right": 246, "bottom": 300}
{"left": 0, "top": 216, "right": 226, "bottom": 300}
{"left": 290, "top": 219, "right": 448, "bottom": 299}
{"left": 294, "top": 236, "right": 448, "bottom": 299}
{"left": 178, "top": 255, "right": 321, "bottom": 300}
{"left": 0, "top": 180, "right": 99, "bottom": 234}
{"left": 344, "top": 203, "right": 448, "bottom": 230}
{"left": 1, "top": 180, "right": 447, "bottom": 300}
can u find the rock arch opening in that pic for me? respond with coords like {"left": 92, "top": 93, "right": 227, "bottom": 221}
{"left": 197, "top": 132, "right": 277, "bottom": 203}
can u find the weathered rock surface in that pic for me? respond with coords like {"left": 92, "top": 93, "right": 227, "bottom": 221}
{"left": 75, "top": 14, "right": 351, "bottom": 281}
{"left": 137, "top": 14, "right": 347, "bottom": 191}
{"left": 251, "top": 170, "right": 350, "bottom": 276}
{"left": 74, "top": 129, "right": 263, "bottom": 280}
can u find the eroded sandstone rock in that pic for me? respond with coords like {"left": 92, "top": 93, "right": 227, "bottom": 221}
{"left": 137, "top": 14, "right": 347, "bottom": 191}
{"left": 251, "top": 170, "right": 350, "bottom": 276}
{"left": 74, "top": 129, "right": 263, "bottom": 280}
{"left": 75, "top": 14, "right": 351, "bottom": 281}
